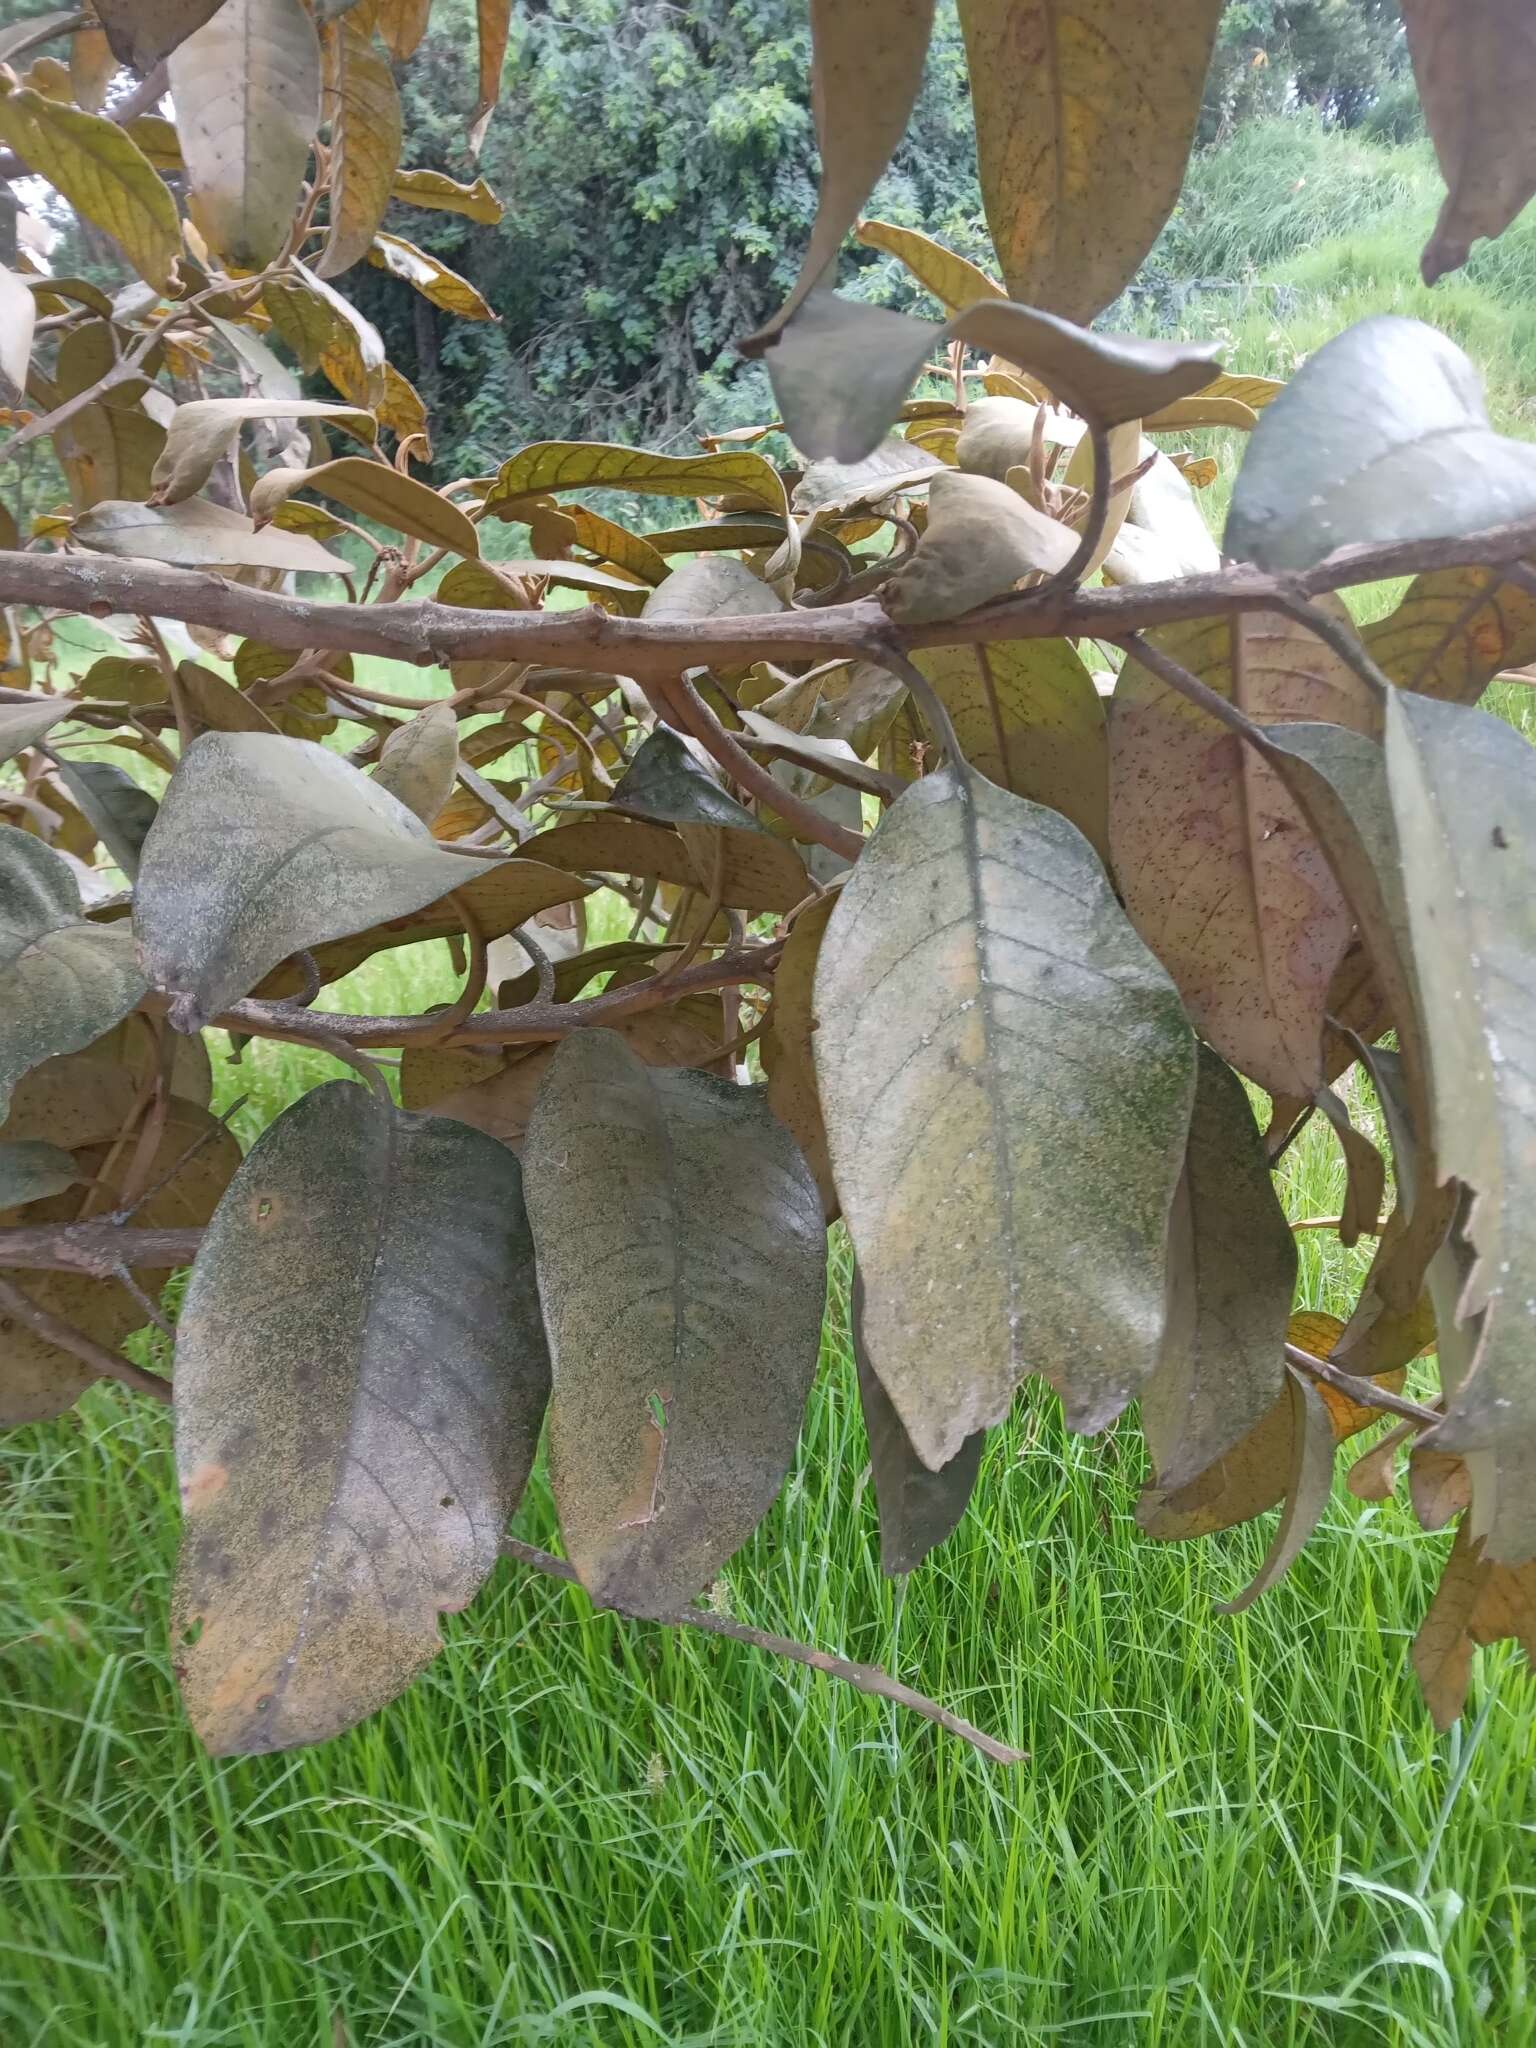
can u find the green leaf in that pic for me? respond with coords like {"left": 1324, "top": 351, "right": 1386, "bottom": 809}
{"left": 168, "top": 0, "right": 322, "bottom": 269}
{"left": 1110, "top": 609, "right": 1379, "bottom": 1097}
{"left": 251, "top": 455, "right": 479, "bottom": 557}
{"left": 0, "top": 824, "right": 148, "bottom": 1122}
{"left": 94, "top": 0, "right": 224, "bottom": 70}
{"left": 150, "top": 398, "right": 375, "bottom": 506}
{"left": 1385, "top": 690, "right": 1536, "bottom": 1563}
{"left": 391, "top": 168, "right": 504, "bottom": 224}
{"left": 50, "top": 757, "right": 159, "bottom": 877}
{"left": 172, "top": 1078, "right": 549, "bottom": 1755}
{"left": 0, "top": 1138, "right": 78, "bottom": 1209}
{"left": 1401, "top": 0, "right": 1536, "bottom": 283}
{"left": 1227, "top": 316, "right": 1536, "bottom": 573}
{"left": 853, "top": 1266, "right": 982, "bottom": 1575}
{"left": 912, "top": 638, "right": 1108, "bottom": 859}
{"left": 373, "top": 702, "right": 459, "bottom": 827}
{"left": 1141, "top": 1045, "right": 1294, "bottom": 1492}
{"left": 0, "top": 83, "right": 182, "bottom": 292}
{"left": 133, "top": 732, "right": 489, "bottom": 1026}
{"left": 885, "top": 471, "right": 1076, "bottom": 623}
{"left": 742, "top": 0, "right": 936, "bottom": 349}
{"left": 854, "top": 218, "right": 1003, "bottom": 315}
{"left": 73, "top": 498, "right": 346, "bottom": 574}
{"left": 487, "top": 442, "right": 785, "bottom": 517}
{"left": 521, "top": 1030, "right": 826, "bottom": 1614}
{"left": 957, "top": 0, "right": 1223, "bottom": 323}
{"left": 612, "top": 728, "right": 763, "bottom": 834}
{"left": 317, "top": 18, "right": 402, "bottom": 279}
{"left": 814, "top": 762, "right": 1195, "bottom": 1469}
{"left": 1215, "top": 1368, "right": 1335, "bottom": 1614}
{"left": 367, "top": 232, "right": 495, "bottom": 320}
{"left": 0, "top": 696, "right": 76, "bottom": 766}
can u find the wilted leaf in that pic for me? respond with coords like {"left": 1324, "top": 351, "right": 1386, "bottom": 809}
{"left": 743, "top": 0, "right": 936, "bottom": 348}
{"left": 378, "top": 0, "right": 433, "bottom": 61}
{"left": 912, "top": 638, "right": 1107, "bottom": 858}
{"left": 792, "top": 437, "right": 943, "bottom": 518}
{"left": 1141, "top": 395, "right": 1256, "bottom": 432}
{"left": 0, "top": 1138, "right": 77, "bottom": 1208}
{"left": 134, "top": 733, "right": 490, "bottom": 1026}
{"left": 0, "top": 696, "right": 75, "bottom": 765}
{"left": 1110, "top": 610, "right": 1377, "bottom": 1097}
{"left": 50, "top": 757, "right": 158, "bottom": 876}
{"left": 150, "top": 397, "right": 374, "bottom": 506}
{"left": 1141, "top": 1045, "right": 1294, "bottom": 1492}
{"left": 391, "top": 167, "right": 503, "bottom": 224}
{"left": 760, "top": 893, "right": 838, "bottom": 1219}
{"left": 612, "top": 727, "right": 762, "bottom": 834}
{"left": 0, "top": 825, "right": 147, "bottom": 1121}
{"left": 958, "top": 0, "right": 1223, "bottom": 322}
{"left": 1385, "top": 691, "right": 1536, "bottom": 1562}
{"left": 252, "top": 456, "right": 479, "bottom": 556}
{"left": 523, "top": 813, "right": 808, "bottom": 913}
{"left": 1227, "top": 317, "right": 1536, "bottom": 573}
{"left": 169, "top": 0, "right": 321, "bottom": 269}
{"left": 372, "top": 703, "right": 459, "bottom": 828}
{"left": 853, "top": 1267, "right": 982, "bottom": 1574}
{"left": 367, "top": 233, "right": 494, "bottom": 320}
{"left": 1400, "top": 0, "right": 1536, "bottom": 283}
{"left": 488, "top": 441, "right": 785, "bottom": 517}
{"left": 854, "top": 217, "right": 1002, "bottom": 315}
{"left": 521, "top": 1030, "right": 826, "bottom": 1614}
{"left": 94, "top": 0, "right": 225, "bottom": 69}
{"left": 1215, "top": 1368, "right": 1334, "bottom": 1613}
{"left": 0, "top": 83, "right": 181, "bottom": 291}
{"left": 172, "top": 1079, "right": 549, "bottom": 1754}
{"left": 1413, "top": 1520, "right": 1536, "bottom": 1729}
{"left": 74, "top": 498, "right": 346, "bottom": 574}
{"left": 816, "top": 761, "right": 1194, "bottom": 1469}
{"left": 318, "top": 18, "right": 402, "bottom": 279}
{"left": 1365, "top": 562, "right": 1536, "bottom": 705}
{"left": 470, "top": 0, "right": 514, "bottom": 152}
{"left": 1346, "top": 1434, "right": 1400, "bottom": 1503}
{"left": 885, "top": 471, "right": 1076, "bottom": 623}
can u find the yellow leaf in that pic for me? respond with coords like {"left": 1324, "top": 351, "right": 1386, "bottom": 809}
{"left": 855, "top": 218, "right": 1003, "bottom": 315}
{"left": 367, "top": 232, "right": 495, "bottom": 320}
{"left": 470, "top": 0, "right": 514, "bottom": 155}
{"left": 0, "top": 83, "right": 182, "bottom": 292}
{"left": 253, "top": 456, "right": 480, "bottom": 557}
{"left": 391, "top": 167, "right": 504, "bottom": 225}
{"left": 318, "top": 19, "right": 402, "bottom": 280}
{"left": 486, "top": 441, "right": 786, "bottom": 516}
{"left": 1143, "top": 395, "right": 1259, "bottom": 432}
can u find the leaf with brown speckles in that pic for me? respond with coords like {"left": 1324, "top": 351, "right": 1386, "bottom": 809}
{"left": 521, "top": 1031, "right": 826, "bottom": 1616}
{"left": 172, "top": 1079, "right": 548, "bottom": 1755}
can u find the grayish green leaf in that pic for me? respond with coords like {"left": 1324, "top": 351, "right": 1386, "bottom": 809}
{"left": 172, "top": 1078, "right": 549, "bottom": 1755}
{"left": 814, "top": 763, "right": 1195, "bottom": 1469}
{"left": 521, "top": 1030, "right": 826, "bottom": 1616}
{"left": 643, "top": 557, "right": 784, "bottom": 624}
{"left": 50, "top": 757, "right": 158, "bottom": 878}
{"left": 612, "top": 726, "right": 763, "bottom": 834}
{"left": 0, "top": 696, "right": 76, "bottom": 766}
{"left": 0, "top": 1139, "right": 78, "bottom": 1209}
{"left": 133, "top": 732, "right": 490, "bottom": 1027}
{"left": 74, "top": 498, "right": 346, "bottom": 574}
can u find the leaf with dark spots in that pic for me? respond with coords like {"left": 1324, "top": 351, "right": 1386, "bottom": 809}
{"left": 1140, "top": 1045, "right": 1294, "bottom": 1493}
{"left": 172, "top": 1079, "right": 549, "bottom": 1755}
{"left": 814, "top": 760, "right": 1194, "bottom": 1470}
{"left": 133, "top": 733, "right": 489, "bottom": 1026}
{"left": 853, "top": 1267, "right": 982, "bottom": 1575}
{"left": 0, "top": 825, "right": 147, "bottom": 1123}
{"left": 612, "top": 726, "right": 764, "bottom": 835}
{"left": 1110, "top": 609, "right": 1378, "bottom": 1098}
{"left": 520, "top": 1031, "right": 826, "bottom": 1616}
{"left": 1364, "top": 561, "right": 1536, "bottom": 706}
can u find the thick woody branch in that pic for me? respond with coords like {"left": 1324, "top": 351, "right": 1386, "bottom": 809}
{"left": 0, "top": 1222, "right": 205, "bottom": 1274}
{"left": 3, "top": 518, "right": 1534, "bottom": 680}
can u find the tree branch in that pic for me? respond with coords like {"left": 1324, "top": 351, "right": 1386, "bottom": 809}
{"left": 501, "top": 1537, "right": 1026, "bottom": 1766}
{"left": 1284, "top": 1343, "right": 1441, "bottom": 1427}
{"left": 2, "top": 519, "right": 1532, "bottom": 680}
{"left": 0, "top": 1222, "right": 205, "bottom": 1273}
{"left": 0, "top": 1273, "right": 172, "bottom": 1403}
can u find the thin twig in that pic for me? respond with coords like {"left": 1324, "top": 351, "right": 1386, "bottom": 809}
{"left": 500, "top": 1538, "right": 1026, "bottom": 1767}
{"left": 0, "top": 1274, "right": 171, "bottom": 1404}
{"left": 507, "top": 919, "right": 556, "bottom": 1002}
{"left": 0, "top": 1222, "right": 205, "bottom": 1273}
{"left": 423, "top": 890, "right": 489, "bottom": 1041}
{"left": 1283, "top": 1343, "right": 1440, "bottom": 1427}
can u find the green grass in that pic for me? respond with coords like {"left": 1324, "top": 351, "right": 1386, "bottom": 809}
{"left": 9, "top": 107, "right": 1536, "bottom": 2048}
